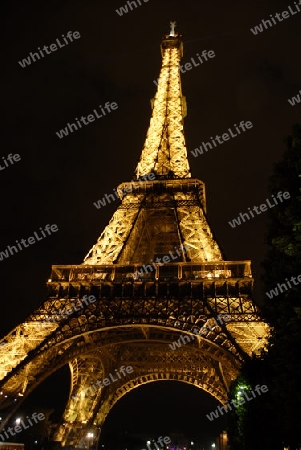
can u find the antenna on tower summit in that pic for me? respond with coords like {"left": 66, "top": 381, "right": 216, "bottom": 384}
{"left": 169, "top": 21, "right": 177, "bottom": 37}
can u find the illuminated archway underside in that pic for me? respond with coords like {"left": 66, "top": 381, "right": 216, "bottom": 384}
{"left": 0, "top": 25, "right": 270, "bottom": 449}
{"left": 0, "top": 305, "right": 269, "bottom": 446}
{"left": 0, "top": 318, "right": 269, "bottom": 447}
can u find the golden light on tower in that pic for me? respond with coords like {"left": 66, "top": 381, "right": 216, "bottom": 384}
{"left": 83, "top": 23, "right": 223, "bottom": 265}
{"left": 135, "top": 23, "right": 190, "bottom": 179}
{"left": 0, "top": 23, "right": 270, "bottom": 449}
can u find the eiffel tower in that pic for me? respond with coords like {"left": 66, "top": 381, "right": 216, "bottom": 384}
{"left": 0, "top": 23, "right": 269, "bottom": 449}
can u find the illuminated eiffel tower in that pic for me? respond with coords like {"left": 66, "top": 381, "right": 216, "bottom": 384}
{"left": 0, "top": 23, "right": 269, "bottom": 449}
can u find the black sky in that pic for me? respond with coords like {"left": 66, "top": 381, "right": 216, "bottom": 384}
{"left": 1, "top": 0, "right": 301, "bottom": 445}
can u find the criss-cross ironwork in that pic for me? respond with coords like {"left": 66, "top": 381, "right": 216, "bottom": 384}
{"left": 0, "top": 25, "right": 269, "bottom": 449}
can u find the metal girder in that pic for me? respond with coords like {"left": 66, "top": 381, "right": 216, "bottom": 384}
{"left": 84, "top": 197, "right": 142, "bottom": 265}
{"left": 0, "top": 332, "right": 241, "bottom": 447}
{"left": 0, "top": 300, "right": 268, "bottom": 398}
{"left": 0, "top": 306, "right": 269, "bottom": 448}
{"left": 135, "top": 40, "right": 190, "bottom": 179}
{"left": 0, "top": 280, "right": 268, "bottom": 401}
{"left": 83, "top": 183, "right": 222, "bottom": 266}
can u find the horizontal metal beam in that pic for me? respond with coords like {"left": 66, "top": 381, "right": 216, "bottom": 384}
{"left": 49, "top": 261, "right": 252, "bottom": 283}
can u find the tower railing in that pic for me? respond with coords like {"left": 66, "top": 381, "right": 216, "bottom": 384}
{"left": 49, "top": 261, "right": 252, "bottom": 283}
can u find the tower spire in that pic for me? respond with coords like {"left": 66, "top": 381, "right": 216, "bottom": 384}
{"left": 135, "top": 23, "right": 191, "bottom": 180}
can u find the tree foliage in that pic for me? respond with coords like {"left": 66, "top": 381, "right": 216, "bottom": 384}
{"left": 227, "top": 123, "right": 301, "bottom": 450}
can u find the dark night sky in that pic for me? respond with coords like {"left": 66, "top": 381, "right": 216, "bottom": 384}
{"left": 1, "top": 0, "right": 301, "bottom": 445}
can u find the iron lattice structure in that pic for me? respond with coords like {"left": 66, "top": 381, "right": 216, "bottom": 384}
{"left": 0, "top": 25, "right": 269, "bottom": 449}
